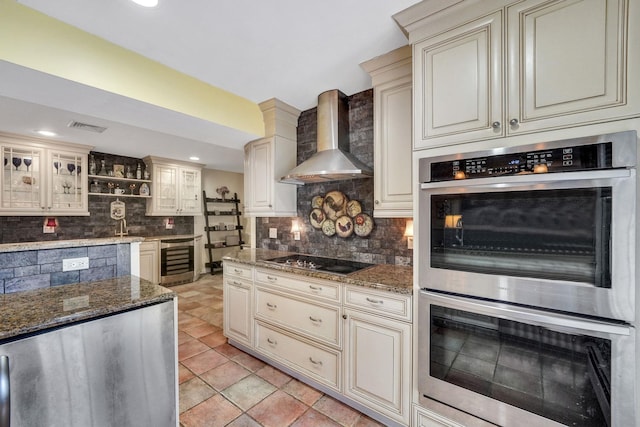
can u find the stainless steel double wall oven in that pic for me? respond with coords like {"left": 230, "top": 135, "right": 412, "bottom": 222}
{"left": 417, "top": 131, "right": 638, "bottom": 426}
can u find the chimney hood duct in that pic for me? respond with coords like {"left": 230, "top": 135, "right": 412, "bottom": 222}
{"left": 280, "top": 89, "right": 373, "bottom": 185}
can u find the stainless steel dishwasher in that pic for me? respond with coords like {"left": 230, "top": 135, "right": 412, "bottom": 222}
{"left": 160, "top": 238, "right": 194, "bottom": 285}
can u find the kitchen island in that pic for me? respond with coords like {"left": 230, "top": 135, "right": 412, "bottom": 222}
{"left": 222, "top": 249, "right": 413, "bottom": 427}
{"left": 0, "top": 276, "right": 178, "bottom": 427}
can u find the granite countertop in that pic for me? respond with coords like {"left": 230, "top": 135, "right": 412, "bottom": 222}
{"left": 0, "top": 276, "right": 175, "bottom": 342}
{"left": 0, "top": 236, "right": 145, "bottom": 253}
{"left": 223, "top": 249, "right": 413, "bottom": 295}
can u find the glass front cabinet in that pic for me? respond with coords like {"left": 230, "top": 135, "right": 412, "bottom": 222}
{"left": 144, "top": 156, "right": 203, "bottom": 216}
{"left": 0, "top": 134, "right": 91, "bottom": 216}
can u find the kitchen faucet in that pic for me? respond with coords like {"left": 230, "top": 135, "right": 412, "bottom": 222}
{"left": 115, "top": 218, "right": 128, "bottom": 237}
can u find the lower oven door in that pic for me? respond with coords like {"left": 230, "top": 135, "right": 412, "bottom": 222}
{"left": 418, "top": 291, "right": 636, "bottom": 427}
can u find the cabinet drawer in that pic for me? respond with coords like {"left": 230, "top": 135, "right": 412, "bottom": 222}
{"left": 255, "top": 321, "right": 340, "bottom": 391}
{"left": 224, "top": 262, "right": 253, "bottom": 279}
{"left": 255, "top": 287, "right": 341, "bottom": 348}
{"left": 344, "top": 286, "right": 412, "bottom": 322}
{"left": 255, "top": 269, "right": 340, "bottom": 302}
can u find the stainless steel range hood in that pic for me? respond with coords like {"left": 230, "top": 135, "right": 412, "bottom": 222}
{"left": 280, "top": 89, "right": 373, "bottom": 185}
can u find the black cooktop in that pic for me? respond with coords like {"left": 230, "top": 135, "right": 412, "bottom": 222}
{"left": 265, "top": 255, "right": 374, "bottom": 275}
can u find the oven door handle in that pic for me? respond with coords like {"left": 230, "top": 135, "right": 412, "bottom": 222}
{"left": 421, "top": 168, "right": 632, "bottom": 190}
{"left": 421, "top": 290, "right": 631, "bottom": 337}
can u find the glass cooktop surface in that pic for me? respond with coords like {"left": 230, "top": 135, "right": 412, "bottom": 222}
{"left": 264, "top": 255, "right": 374, "bottom": 275}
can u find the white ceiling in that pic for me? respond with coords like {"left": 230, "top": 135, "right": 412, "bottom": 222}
{"left": 0, "top": 0, "right": 416, "bottom": 172}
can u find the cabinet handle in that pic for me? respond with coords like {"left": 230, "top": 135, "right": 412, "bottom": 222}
{"left": 366, "top": 297, "right": 384, "bottom": 305}
{"left": 309, "top": 316, "right": 322, "bottom": 323}
{"left": 509, "top": 118, "right": 519, "bottom": 126}
{"left": 266, "top": 302, "right": 277, "bottom": 310}
{"left": 268, "top": 204, "right": 273, "bottom": 208}
{"left": 267, "top": 338, "right": 277, "bottom": 345}
{"left": 308, "top": 357, "right": 323, "bottom": 366}
{"left": 0, "top": 355, "right": 9, "bottom": 427}
{"left": 266, "top": 276, "right": 277, "bottom": 281}
{"left": 342, "top": 314, "right": 347, "bottom": 319}
{"left": 309, "top": 285, "right": 323, "bottom": 292}
{"left": 231, "top": 281, "right": 243, "bottom": 286}
{"left": 233, "top": 268, "right": 243, "bottom": 274}
{"left": 492, "top": 121, "right": 501, "bottom": 129}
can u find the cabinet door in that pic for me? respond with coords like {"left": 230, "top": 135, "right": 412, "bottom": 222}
{"left": 246, "top": 138, "right": 273, "bottom": 212}
{"left": 152, "top": 164, "right": 178, "bottom": 214}
{"left": 48, "top": 149, "right": 87, "bottom": 214}
{"left": 374, "top": 79, "right": 413, "bottom": 217}
{"left": 507, "top": 0, "right": 631, "bottom": 133}
{"left": 223, "top": 275, "right": 252, "bottom": 346}
{"left": 1, "top": 144, "right": 46, "bottom": 212}
{"left": 343, "top": 308, "right": 411, "bottom": 425}
{"left": 139, "top": 241, "right": 159, "bottom": 284}
{"left": 414, "top": 11, "right": 503, "bottom": 148}
{"left": 178, "top": 167, "right": 201, "bottom": 214}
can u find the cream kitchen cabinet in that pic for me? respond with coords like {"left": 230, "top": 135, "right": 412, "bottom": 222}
{"left": 0, "top": 132, "right": 90, "bottom": 216}
{"left": 362, "top": 46, "right": 413, "bottom": 218}
{"left": 243, "top": 136, "right": 297, "bottom": 217}
{"left": 343, "top": 287, "right": 412, "bottom": 426}
{"left": 223, "top": 262, "right": 253, "bottom": 346}
{"left": 407, "top": 0, "right": 638, "bottom": 149}
{"left": 143, "top": 156, "right": 203, "bottom": 216}
{"left": 139, "top": 240, "right": 160, "bottom": 284}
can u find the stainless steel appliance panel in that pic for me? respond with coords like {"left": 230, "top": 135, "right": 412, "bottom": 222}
{"left": 418, "top": 291, "right": 636, "bottom": 427}
{"left": 0, "top": 301, "right": 176, "bottom": 427}
{"left": 418, "top": 132, "right": 637, "bottom": 321}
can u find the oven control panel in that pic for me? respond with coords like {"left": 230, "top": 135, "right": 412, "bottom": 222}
{"left": 430, "top": 142, "right": 612, "bottom": 182}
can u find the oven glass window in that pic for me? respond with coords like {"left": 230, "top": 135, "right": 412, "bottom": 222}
{"left": 430, "top": 305, "right": 611, "bottom": 426}
{"left": 431, "top": 188, "right": 612, "bottom": 287}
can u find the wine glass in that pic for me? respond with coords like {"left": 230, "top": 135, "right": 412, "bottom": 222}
{"left": 67, "top": 163, "right": 76, "bottom": 175}
{"left": 3, "top": 158, "right": 6, "bottom": 168}
{"left": 12, "top": 157, "right": 21, "bottom": 171}
{"left": 107, "top": 182, "right": 115, "bottom": 194}
{"left": 53, "top": 162, "right": 60, "bottom": 174}
{"left": 129, "top": 183, "right": 136, "bottom": 195}
{"left": 76, "top": 165, "right": 81, "bottom": 175}
{"left": 23, "top": 158, "right": 32, "bottom": 172}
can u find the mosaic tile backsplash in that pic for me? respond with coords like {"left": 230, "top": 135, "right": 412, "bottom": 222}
{"left": 256, "top": 89, "right": 413, "bottom": 266}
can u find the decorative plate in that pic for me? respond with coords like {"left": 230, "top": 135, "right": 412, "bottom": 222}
{"left": 346, "top": 200, "right": 362, "bottom": 218}
{"left": 321, "top": 219, "right": 336, "bottom": 236}
{"left": 323, "top": 190, "right": 348, "bottom": 220}
{"left": 309, "top": 208, "right": 325, "bottom": 229}
{"left": 353, "top": 213, "right": 374, "bottom": 237}
{"left": 311, "top": 195, "right": 324, "bottom": 209}
{"left": 335, "top": 215, "right": 354, "bottom": 238}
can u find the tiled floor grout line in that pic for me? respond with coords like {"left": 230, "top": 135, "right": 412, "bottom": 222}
{"left": 173, "top": 275, "right": 384, "bottom": 427}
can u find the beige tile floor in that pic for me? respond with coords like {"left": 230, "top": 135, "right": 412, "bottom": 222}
{"left": 174, "top": 274, "right": 385, "bottom": 427}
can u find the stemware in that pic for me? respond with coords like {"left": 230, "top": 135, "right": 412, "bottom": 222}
{"left": 107, "top": 182, "right": 115, "bottom": 194}
{"left": 67, "top": 163, "right": 76, "bottom": 175}
{"left": 23, "top": 158, "right": 32, "bottom": 172}
{"left": 53, "top": 162, "right": 60, "bottom": 174}
{"left": 12, "top": 157, "right": 21, "bottom": 171}
{"left": 76, "top": 165, "right": 81, "bottom": 175}
{"left": 129, "top": 183, "right": 136, "bottom": 195}
{"left": 4, "top": 158, "right": 7, "bottom": 168}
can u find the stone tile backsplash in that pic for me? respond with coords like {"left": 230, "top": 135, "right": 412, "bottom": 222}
{"left": 256, "top": 89, "right": 413, "bottom": 266}
{"left": 0, "top": 243, "right": 131, "bottom": 294}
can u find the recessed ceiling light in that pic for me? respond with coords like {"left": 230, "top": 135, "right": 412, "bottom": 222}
{"left": 36, "top": 130, "right": 57, "bottom": 137}
{"left": 189, "top": 156, "right": 200, "bottom": 161}
{"left": 131, "top": 0, "right": 158, "bottom": 7}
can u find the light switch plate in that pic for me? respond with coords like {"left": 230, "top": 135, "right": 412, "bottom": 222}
{"left": 269, "top": 227, "right": 277, "bottom": 239}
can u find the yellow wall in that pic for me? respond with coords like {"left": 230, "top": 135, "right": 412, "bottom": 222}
{"left": 0, "top": 0, "right": 264, "bottom": 137}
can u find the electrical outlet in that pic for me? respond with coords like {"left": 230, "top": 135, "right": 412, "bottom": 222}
{"left": 62, "top": 257, "right": 89, "bottom": 272}
{"left": 269, "top": 227, "right": 277, "bottom": 239}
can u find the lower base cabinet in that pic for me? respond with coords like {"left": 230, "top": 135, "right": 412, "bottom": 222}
{"left": 139, "top": 240, "right": 160, "bottom": 284}
{"left": 223, "top": 263, "right": 412, "bottom": 427}
{"left": 344, "top": 308, "right": 411, "bottom": 425}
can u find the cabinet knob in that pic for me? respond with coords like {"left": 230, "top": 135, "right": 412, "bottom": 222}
{"left": 342, "top": 314, "right": 347, "bottom": 319}
{"left": 375, "top": 200, "right": 379, "bottom": 205}
{"left": 492, "top": 121, "right": 501, "bottom": 129}
{"left": 268, "top": 204, "right": 273, "bottom": 208}
{"left": 509, "top": 118, "right": 519, "bottom": 127}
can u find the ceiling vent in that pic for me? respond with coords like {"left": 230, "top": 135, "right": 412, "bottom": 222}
{"left": 67, "top": 120, "right": 107, "bottom": 133}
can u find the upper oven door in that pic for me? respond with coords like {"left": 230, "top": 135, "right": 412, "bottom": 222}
{"left": 419, "top": 168, "right": 636, "bottom": 321}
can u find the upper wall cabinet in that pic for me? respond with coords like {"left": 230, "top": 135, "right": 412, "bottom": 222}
{"left": 244, "top": 136, "right": 297, "bottom": 217}
{"left": 362, "top": 46, "right": 414, "bottom": 218}
{"left": 0, "top": 132, "right": 91, "bottom": 216}
{"left": 244, "top": 98, "right": 300, "bottom": 217}
{"left": 143, "top": 156, "right": 203, "bottom": 216}
{"left": 400, "top": 0, "right": 639, "bottom": 149}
